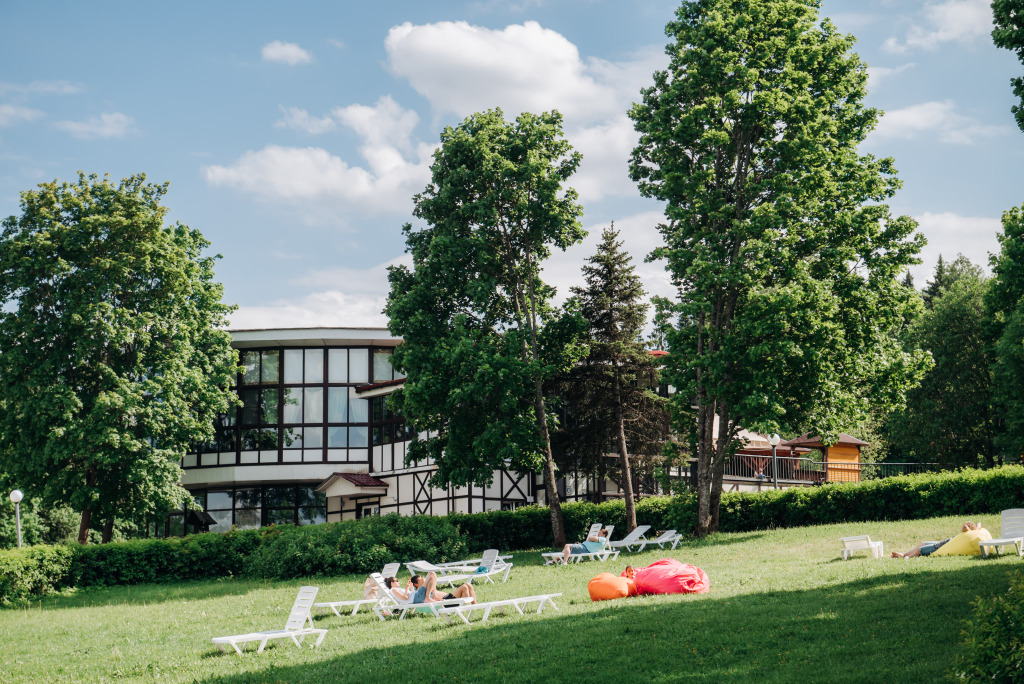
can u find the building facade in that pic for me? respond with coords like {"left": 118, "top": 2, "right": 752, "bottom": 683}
{"left": 170, "top": 328, "right": 601, "bottom": 536}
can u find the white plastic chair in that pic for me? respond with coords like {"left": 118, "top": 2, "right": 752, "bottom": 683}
{"left": 979, "top": 509, "right": 1024, "bottom": 557}
{"left": 368, "top": 573, "right": 472, "bottom": 621}
{"left": 212, "top": 586, "right": 327, "bottom": 655}
{"left": 437, "top": 593, "right": 562, "bottom": 625}
{"left": 634, "top": 529, "right": 682, "bottom": 552}
{"left": 839, "top": 535, "right": 883, "bottom": 560}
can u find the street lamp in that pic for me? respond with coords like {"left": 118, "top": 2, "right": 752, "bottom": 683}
{"left": 9, "top": 490, "right": 23, "bottom": 549}
{"left": 768, "top": 434, "right": 781, "bottom": 490}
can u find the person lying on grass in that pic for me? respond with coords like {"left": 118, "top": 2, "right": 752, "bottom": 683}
{"left": 891, "top": 521, "right": 983, "bottom": 558}
{"left": 411, "top": 572, "right": 477, "bottom": 604}
{"left": 557, "top": 528, "right": 609, "bottom": 564}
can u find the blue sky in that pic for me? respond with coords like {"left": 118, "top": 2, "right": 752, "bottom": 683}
{"left": 1, "top": 0, "right": 1021, "bottom": 328}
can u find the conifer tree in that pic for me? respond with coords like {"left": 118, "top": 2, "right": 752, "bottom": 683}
{"left": 562, "top": 227, "right": 668, "bottom": 530}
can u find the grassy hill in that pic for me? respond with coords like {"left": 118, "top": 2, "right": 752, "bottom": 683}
{"left": 1, "top": 514, "right": 1018, "bottom": 683}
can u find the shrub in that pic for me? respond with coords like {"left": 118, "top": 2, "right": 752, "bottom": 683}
{"left": 243, "top": 514, "right": 467, "bottom": 579}
{"left": 0, "top": 544, "right": 75, "bottom": 605}
{"left": 70, "top": 529, "right": 262, "bottom": 587}
{"left": 953, "top": 568, "right": 1024, "bottom": 681}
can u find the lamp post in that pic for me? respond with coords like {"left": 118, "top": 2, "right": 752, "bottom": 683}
{"left": 768, "top": 434, "right": 781, "bottom": 490}
{"left": 9, "top": 490, "right": 23, "bottom": 549}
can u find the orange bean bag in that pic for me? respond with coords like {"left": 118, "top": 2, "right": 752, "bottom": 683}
{"left": 634, "top": 558, "right": 709, "bottom": 595}
{"left": 587, "top": 572, "right": 638, "bottom": 601}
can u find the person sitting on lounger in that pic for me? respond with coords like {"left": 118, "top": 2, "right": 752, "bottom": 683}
{"left": 411, "top": 572, "right": 477, "bottom": 605}
{"left": 558, "top": 528, "right": 609, "bottom": 564}
{"left": 385, "top": 576, "right": 414, "bottom": 603}
{"left": 891, "top": 521, "right": 982, "bottom": 558}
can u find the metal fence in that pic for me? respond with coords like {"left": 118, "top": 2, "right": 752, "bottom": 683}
{"left": 719, "top": 455, "right": 939, "bottom": 486}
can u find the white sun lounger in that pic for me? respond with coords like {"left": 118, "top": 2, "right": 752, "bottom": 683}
{"left": 313, "top": 563, "right": 405, "bottom": 617}
{"left": 366, "top": 573, "right": 472, "bottom": 621}
{"left": 437, "top": 593, "right": 563, "bottom": 625}
{"left": 609, "top": 525, "right": 652, "bottom": 552}
{"left": 406, "top": 550, "right": 513, "bottom": 584}
{"left": 212, "top": 586, "right": 327, "bottom": 655}
{"left": 979, "top": 509, "right": 1024, "bottom": 557}
{"left": 633, "top": 529, "right": 682, "bottom": 552}
{"left": 541, "top": 523, "right": 620, "bottom": 564}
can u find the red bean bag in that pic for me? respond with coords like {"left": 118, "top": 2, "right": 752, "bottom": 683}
{"left": 634, "top": 558, "right": 709, "bottom": 595}
{"left": 588, "top": 572, "right": 638, "bottom": 601}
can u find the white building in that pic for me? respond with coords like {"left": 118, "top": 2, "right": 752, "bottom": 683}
{"left": 169, "top": 328, "right": 597, "bottom": 536}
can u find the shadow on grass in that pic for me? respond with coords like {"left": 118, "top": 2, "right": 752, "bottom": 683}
{"left": 196, "top": 563, "right": 1016, "bottom": 684}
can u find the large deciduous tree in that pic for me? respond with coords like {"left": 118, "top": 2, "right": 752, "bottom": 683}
{"left": 992, "top": 0, "right": 1024, "bottom": 132}
{"left": 0, "top": 173, "right": 239, "bottom": 543}
{"left": 886, "top": 262, "right": 997, "bottom": 468}
{"left": 385, "top": 110, "right": 586, "bottom": 546}
{"left": 629, "top": 0, "right": 929, "bottom": 535}
{"left": 559, "top": 227, "right": 668, "bottom": 531}
{"left": 985, "top": 205, "right": 1024, "bottom": 462}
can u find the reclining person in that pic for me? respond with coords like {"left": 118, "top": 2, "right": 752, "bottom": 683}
{"left": 558, "top": 527, "right": 609, "bottom": 564}
{"left": 411, "top": 572, "right": 477, "bottom": 605}
{"left": 892, "top": 521, "right": 983, "bottom": 558}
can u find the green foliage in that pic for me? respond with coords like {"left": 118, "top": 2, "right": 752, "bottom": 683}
{"left": 0, "top": 173, "right": 239, "bottom": 536}
{"left": 987, "top": 206, "right": 1024, "bottom": 462}
{"left": 628, "top": 0, "right": 929, "bottom": 535}
{"left": 954, "top": 568, "right": 1024, "bottom": 682}
{"left": 385, "top": 109, "right": 587, "bottom": 544}
{"left": 921, "top": 254, "right": 985, "bottom": 309}
{"left": 554, "top": 227, "right": 669, "bottom": 528}
{"left": 886, "top": 268, "right": 997, "bottom": 467}
{"left": 992, "top": 0, "right": 1024, "bottom": 132}
{"left": 244, "top": 515, "right": 466, "bottom": 579}
{"left": 70, "top": 528, "right": 263, "bottom": 587}
{"left": 0, "top": 544, "right": 75, "bottom": 605}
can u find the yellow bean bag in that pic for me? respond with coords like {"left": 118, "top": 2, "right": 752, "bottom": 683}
{"left": 930, "top": 528, "right": 992, "bottom": 557}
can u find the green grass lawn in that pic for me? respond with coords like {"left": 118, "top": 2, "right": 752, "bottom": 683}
{"left": 1, "top": 514, "right": 1021, "bottom": 683}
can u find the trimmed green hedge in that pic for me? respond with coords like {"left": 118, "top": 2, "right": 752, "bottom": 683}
{"left": 954, "top": 568, "right": 1024, "bottom": 681}
{"left": 2, "top": 466, "right": 1022, "bottom": 604}
{"left": 0, "top": 544, "right": 75, "bottom": 604}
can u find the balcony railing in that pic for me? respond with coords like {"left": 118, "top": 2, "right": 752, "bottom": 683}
{"left": 718, "top": 455, "right": 938, "bottom": 485}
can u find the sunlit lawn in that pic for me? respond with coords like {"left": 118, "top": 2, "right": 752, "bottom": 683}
{"left": 1, "top": 514, "right": 1020, "bottom": 683}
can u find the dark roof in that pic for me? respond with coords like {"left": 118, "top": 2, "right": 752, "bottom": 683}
{"left": 781, "top": 432, "right": 869, "bottom": 448}
{"left": 354, "top": 378, "right": 407, "bottom": 393}
{"left": 337, "top": 473, "right": 389, "bottom": 488}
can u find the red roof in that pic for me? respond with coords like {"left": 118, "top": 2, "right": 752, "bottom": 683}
{"left": 337, "top": 473, "right": 389, "bottom": 488}
{"left": 648, "top": 350, "right": 669, "bottom": 357}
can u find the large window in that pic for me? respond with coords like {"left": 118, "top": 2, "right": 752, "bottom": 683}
{"left": 187, "top": 345, "right": 397, "bottom": 467}
{"left": 168, "top": 486, "right": 327, "bottom": 534}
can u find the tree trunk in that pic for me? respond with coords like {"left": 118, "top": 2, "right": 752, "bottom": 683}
{"left": 77, "top": 467, "right": 98, "bottom": 544}
{"left": 694, "top": 402, "right": 715, "bottom": 537}
{"left": 77, "top": 508, "right": 92, "bottom": 544}
{"left": 101, "top": 518, "right": 114, "bottom": 544}
{"left": 613, "top": 370, "right": 637, "bottom": 532}
{"left": 535, "top": 378, "right": 566, "bottom": 546}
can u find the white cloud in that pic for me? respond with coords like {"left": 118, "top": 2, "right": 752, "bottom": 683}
{"left": 884, "top": 0, "right": 992, "bottom": 53}
{"left": 274, "top": 106, "right": 337, "bottom": 134}
{"left": 569, "top": 115, "right": 639, "bottom": 202}
{"left": 871, "top": 100, "right": 1010, "bottom": 144}
{"left": 867, "top": 63, "right": 915, "bottom": 89}
{"left": 54, "top": 112, "right": 136, "bottom": 139}
{"left": 261, "top": 40, "right": 313, "bottom": 65}
{"left": 205, "top": 97, "right": 432, "bottom": 217}
{"left": 385, "top": 21, "right": 662, "bottom": 124}
{"left": 230, "top": 255, "right": 408, "bottom": 329}
{"left": 0, "top": 104, "right": 44, "bottom": 127}
{"left": 910, "top": 211, "right": 1001, "bottom": 282}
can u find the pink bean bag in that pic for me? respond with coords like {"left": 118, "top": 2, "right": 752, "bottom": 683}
{"left": 634, "top": 558, "right": 709, "bottom": 595}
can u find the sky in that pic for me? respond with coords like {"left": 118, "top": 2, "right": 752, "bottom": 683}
{"left": 1, "top": 0, "right": 1021, "bottom": 329}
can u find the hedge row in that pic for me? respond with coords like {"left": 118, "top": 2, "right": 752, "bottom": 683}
{"left": 2, "top": 466, "right": 1022, "bottom": 604}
